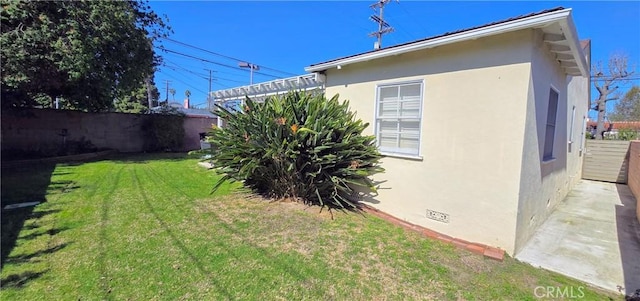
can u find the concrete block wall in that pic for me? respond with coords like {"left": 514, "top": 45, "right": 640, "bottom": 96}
{"left": 1, "top": 108, "right": 215, "bottom": 154}
{"left": 628, "top": 141, "right": 640, "bottom": 223}
{"left": 182, "top": 116, "right": 216, "bottom": 151}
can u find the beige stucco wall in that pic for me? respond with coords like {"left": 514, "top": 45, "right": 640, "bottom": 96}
{"left": 513, "top": 31, "right": 590, "bottom": 254}
{"left": 324, "top": 30, "right": 535, "bottom": 254}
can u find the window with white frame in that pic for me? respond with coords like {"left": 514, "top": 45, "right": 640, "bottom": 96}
{"left": 543, "top": 88, "right": 559, "bottom": 161}
{"left": 375, "top": 81, "right": 423, "bottom": 156}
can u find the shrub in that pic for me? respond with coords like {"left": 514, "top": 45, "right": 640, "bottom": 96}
{"left": 60, "top": 137, "right": 97, "bottom": 156}
{"left": 209, "top": 91, "right": 384, "bottom": 210}
{"left": 616, "top": 127, "right": 639, "bottom": 141}
{"left": 142, "top": 107, "right": 185, "bottom": 152}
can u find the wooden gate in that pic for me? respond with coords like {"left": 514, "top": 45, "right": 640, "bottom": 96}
{"left": 582, "top": 140, "right": 631, "bottom": 183}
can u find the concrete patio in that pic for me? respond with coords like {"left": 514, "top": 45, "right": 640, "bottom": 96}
{"left": 516, "top": 180, "right": 640, "bottom": 295}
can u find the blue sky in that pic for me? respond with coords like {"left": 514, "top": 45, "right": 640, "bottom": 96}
{"left": 149, "top": 1, "right": 640, "bottom": 117}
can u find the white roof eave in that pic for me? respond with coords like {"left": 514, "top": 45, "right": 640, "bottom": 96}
{"left": 305, "top": 9, "right": 582, "bottom": 73}
{"left": 558, "top": 14, "right": 589, "bottom": 77}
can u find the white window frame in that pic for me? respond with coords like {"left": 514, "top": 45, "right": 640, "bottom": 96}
{"left": 374, "top": 80, "right": 424, "bottom": 159}
{"left": 543, "top": 86, "right": 559, "bottom": 161}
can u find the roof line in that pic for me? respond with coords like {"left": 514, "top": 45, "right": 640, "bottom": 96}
{"left": 305, "top": 8, "right": 585, "bottom": 74}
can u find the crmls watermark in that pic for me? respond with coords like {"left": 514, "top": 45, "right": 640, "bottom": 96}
{"left": 534, "top": 286, "right": 585, "bottom": 299}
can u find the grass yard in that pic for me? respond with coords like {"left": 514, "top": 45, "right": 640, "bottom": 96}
{"left": 1, "top": 153, "right": 619, "bottom": 300}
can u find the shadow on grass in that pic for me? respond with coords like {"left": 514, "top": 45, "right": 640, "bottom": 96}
{"left": 1, "top": 163, "right": 58, "bottom": 268}
{"left": 17, "top": 227, "right": 69, "bottom": 241}
{"left": 128, "top": 168, "right": 233, "bottom": 299}
{"left": 4, "top": 243, "right": 70, "bottom": 265}
{"left": 133, "top": 165, "right": 332, "bottom": 297}
{"left": 95, "top": 165, "right": 124, "bottom": 299}
{"left": 46, "top": 181, "right": 80, "bottom": 194}
{"left": 1, "top": 161, "right": 76, "bottom": 292}
{"left": 106, "top": 152, "right": 194, "bottom": 164}
{"left": 0, "top": 269, "right": 50, "bottom": 289}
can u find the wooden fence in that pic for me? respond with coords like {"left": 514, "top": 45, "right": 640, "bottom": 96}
{"left": 582, "top": 140, "right": 630, "bottom": 183}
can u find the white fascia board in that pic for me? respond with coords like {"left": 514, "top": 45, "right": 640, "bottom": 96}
{"left": 305, "top": 9, "right": 573, "bottom": 72}
{"left": 558, "top": 13, "right": 589, "bottom": 77}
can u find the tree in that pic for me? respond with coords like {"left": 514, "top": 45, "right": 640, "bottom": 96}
{"left": 591, "top": 54, "right": 635, "bottom": 139}
{"left": 114, "top": 78, "right": 161, "bottom": 113}
{"left": 184, "top": 89, "right": 191, "bottom": 108}
{"left": 609, "top": 86, "right": 640, "bottom": 121}
{"left": 1, "top": 0, "right": 170, "bottom": 112}
{"left": 145, "top": 76, "right": 155, "bottom": 109}
{"left": 169, "top": 88, "right": 176, "bottom": 101}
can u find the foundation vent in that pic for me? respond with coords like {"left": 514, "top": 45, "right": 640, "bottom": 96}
{"left": 426, "top": 209, "right": 450, "bottom": 223}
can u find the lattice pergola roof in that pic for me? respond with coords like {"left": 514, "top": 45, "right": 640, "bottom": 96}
{"left": 209, "top": 73, "right": 325, "bottom": 106}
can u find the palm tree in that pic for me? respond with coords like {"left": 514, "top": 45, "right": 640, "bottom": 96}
{"left": 184, "top": 89, "right": 192, "bottom": 108}
{"left": 169, "top": 88, "right": 176, "bottom": 101}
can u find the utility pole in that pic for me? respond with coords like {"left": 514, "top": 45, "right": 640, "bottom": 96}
{"left": 205, "top": 69, "right": 216, "bottom": 96}
{"left": 204, "top": 69, "right": 217, "bottom": 110}
{"left": 164, "top": 80, "right": 172, "bottom": 103}
{"left": 369, "top": 0, "right": 395, "bottom": 49}
{"left": 238, "top": 62, "right": 259, "bottom": 85}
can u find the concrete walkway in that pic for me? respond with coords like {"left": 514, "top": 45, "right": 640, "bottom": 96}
{"left": 516, "top": 180, "right": 640, "bottom": 295}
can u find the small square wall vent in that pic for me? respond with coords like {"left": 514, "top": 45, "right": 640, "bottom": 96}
{"left": 426, "top": 209, "right": 450, "bottom": 223}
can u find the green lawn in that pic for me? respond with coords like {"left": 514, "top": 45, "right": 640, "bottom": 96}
{"left": 1, "top": 154, "right": 618, "bottom": 300}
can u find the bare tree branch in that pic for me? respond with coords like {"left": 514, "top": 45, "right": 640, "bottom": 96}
{"left": 591, "top": 53, "right": 635, "bottom": 140}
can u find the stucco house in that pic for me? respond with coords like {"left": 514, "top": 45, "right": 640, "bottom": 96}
{"left": 211, "top": 7, "right": 591, "bottom": 255}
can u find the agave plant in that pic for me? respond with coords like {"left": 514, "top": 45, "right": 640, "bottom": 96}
{"left": 208, "top": 91, "right": 384, "bottom": 210}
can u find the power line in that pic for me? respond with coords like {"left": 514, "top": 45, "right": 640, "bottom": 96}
{"left": 164, "top": 58, "right": 219, "bottom": 75}
{"left": 166, "top": 64, "right": 247, "bottom": 84}
{"left": 591, "top": 77, "right": 640, "bottom": 82}
{"left": 169, "top": 60, "right": 250, "bottom": 79}
{"left": 156, "top": 47, "right": 284, "bottom": 79}
{"left": 163, "top": 59, "right": 246, "bottom": 81}
{"left": 163, "top": 64, "right": 209, "bottom": 79}
{"left": 335, "top": 3, "right": 376, "bottom": 36}
{"left": 384, "top": 14, "right": 414, "bottom": 42}
{"left": 161, "top": 37, "right": 297, "bottom": 76}
{"left": 397, "top": 1, "right": 430, "bottom": 37}
{"left": 213, "top": 81, "right": 233, "bottom": 89}
{"left": 159, "top": 70, "right": 208, "bottom": 95}
{"left": 164, "top": 60, "right": 209, "bottom": 76}
{"left": 212, "top": 69, "right": 253, "bottom": 79}
{"left": 161, "top": 61, "right": 248, "bottom": 91}
{"left": 591, "top": 73, "right": 638, "bottom": 78}
{"left": 214, "top": 77, "right": 248, "bottom": 85}
{"left": 159, "top": 48, "right": 242, "bottom": 71}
